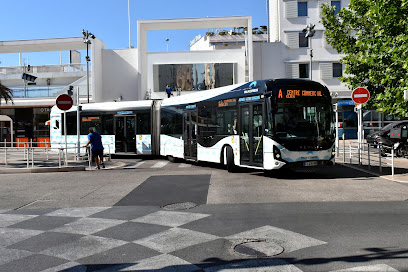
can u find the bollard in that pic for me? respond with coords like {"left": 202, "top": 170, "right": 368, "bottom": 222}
{"left": 343, "top": 134, "right": 345, "bottom": 163}
{"left": 4, "top": 147, "right": 7, "bottom": 166}
{"left": 31, "top": 147, "right": 34, "bottom": 168}
{"left": 58, "top": 149, "right": 62, "bottom": 168}
{"left": 379, "top": 144, "right": 382, "bottom": 173}
{"left": 45, "top": 140, "right": 49, "bottom": 160}
{"left": 26, "top": 148, "right": 29, "bottom": 168}
{"left": 88, "top": 147, "right": 92, "bottom": 170}
{"left": 357, "top": 142, "right": 360, "bottom": 165}
{"left": 391, "top": 147, "right": 394, "bottom": 177}
{"left": 64, "top": 148, "right": 68, "bottom": 167}
{"left": 368, "top": 144, "right": 371, "bottom": 170}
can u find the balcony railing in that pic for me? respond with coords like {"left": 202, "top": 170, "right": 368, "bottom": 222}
{"left": 0, "top": 63, "right": 89, "bottom": 75}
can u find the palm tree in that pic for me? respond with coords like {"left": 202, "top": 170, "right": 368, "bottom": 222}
{"left": 0, "top": 81, "right": 13, "bottom": 105}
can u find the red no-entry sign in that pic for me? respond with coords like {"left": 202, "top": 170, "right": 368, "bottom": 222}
{"left": 56, "top": 94, "right": 73, "bottom": 111}
{"left": 352, "top": 87, "right": 370, "bottom": 104}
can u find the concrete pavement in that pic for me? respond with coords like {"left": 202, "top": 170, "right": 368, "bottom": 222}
{"left": 0, "top": 158, "right": 407, "bottom": 271}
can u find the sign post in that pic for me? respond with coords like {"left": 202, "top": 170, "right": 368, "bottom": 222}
{"left": 56, "top": 94, "right": 73, "bottom": 166}
{"left": 76, "top": 87, "right": 81, "bottom": 160}
{"left": 334, "top": 103, "right": 339, "bottom": 156}
{"left": 352, "top": 87, "right": 370, "bottom": 159}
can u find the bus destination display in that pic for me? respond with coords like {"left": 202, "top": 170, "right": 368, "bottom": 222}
{"left": 278, "top": 89, "right": 323, "bottom": 99}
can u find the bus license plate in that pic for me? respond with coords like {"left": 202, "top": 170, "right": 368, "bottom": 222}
{"left": 304, "top": 161, "right": 318, "bottom": 167}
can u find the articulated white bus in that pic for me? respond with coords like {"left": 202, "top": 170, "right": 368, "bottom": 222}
{"left": 50, "top": 100, "right": 154, "bottom": 155}
{"left": 51, "top": 79, "right": 335, "bottom": 171}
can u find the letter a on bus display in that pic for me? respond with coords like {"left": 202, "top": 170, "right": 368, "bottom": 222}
{"left": 278, "top": 89, "right": 283, "bottom": 98}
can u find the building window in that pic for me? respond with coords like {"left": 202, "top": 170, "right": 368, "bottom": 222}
{"left": 154, "top": 63, "right": 234, "bottom": 93}
{"left": 333, "top": 63, "right": 343, "bottom": 77}
{"left": 331, "top": 1, "right": 341, "bottom": 15}
{"left": 299, "top": 32, "right": 308, "bottom": 47}
{"left": 299, "top": 64, "right": 309, "bottom": 78}
{"left": 298, "top": 1, "right": 308, "bottom": 17}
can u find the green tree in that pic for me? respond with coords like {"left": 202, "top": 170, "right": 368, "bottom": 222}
{"left": 321, "top": 0, "right": 408, "bottom": 118}
{"left": 0, "top": 81, "right": 13, "bottom": 105}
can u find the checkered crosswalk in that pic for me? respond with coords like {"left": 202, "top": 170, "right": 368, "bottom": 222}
{"left": 123, "top": 160, "right": 192, "bottom": 169}
{"left": 0, "top": 207, "right": 400, "bottom": 272}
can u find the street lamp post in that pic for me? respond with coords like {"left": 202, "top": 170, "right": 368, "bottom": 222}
{"left": 302, "top": 23, "right": 315, "bottom": 80}
{"left": 82, "top": 29, "right": 95, "bottom": 103}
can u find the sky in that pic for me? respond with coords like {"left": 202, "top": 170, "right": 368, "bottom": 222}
{"left": 0, "top": 0, "right": 268, "bottom": 66}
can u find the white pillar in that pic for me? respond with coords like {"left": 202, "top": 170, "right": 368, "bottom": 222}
{"left": 247, "top": 18, "right": 254, "bottom": 82}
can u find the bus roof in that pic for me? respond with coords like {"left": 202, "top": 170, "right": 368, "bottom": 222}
{"left": 51, "top": 100, "right": 154, "bottom": 114}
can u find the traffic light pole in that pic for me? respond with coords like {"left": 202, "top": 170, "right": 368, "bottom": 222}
{"left": 76, "top": 87, "right": 81, "bottom": 159}
{"left": 82, "top": 29, "right": 95, "bottom": 104}
{"left": 23, "top": 65, "right": 26, "bottom": 97}
{"left": 303, "top": 23, "right": 315, "bottom": 81}
{"left": 86, "top": 43, "right": 90, "bottom": 103}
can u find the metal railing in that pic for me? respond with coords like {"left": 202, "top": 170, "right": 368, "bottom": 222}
{"left": 337, "top": 139, "right": 396, "bottom": 177}
{"left": 0, "top": 141, "right": 112, "bottom": 170}
{"left": 0, "top": 64, "right": 88, "bottom": 75}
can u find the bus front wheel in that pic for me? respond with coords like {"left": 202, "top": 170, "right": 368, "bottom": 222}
{"left": 226, "top": 146, "right": 235, "bottom": 172}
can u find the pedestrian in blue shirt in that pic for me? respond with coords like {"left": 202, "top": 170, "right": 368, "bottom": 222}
{"left": 166, "top": 85, "right": 172, "bottom": 98}
{"left": 84, "top": 128, "right": 105, "bottom": 169}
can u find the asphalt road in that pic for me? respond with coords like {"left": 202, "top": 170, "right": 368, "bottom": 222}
{"left": 0, "top": 158, "right": 407, "bottom": 271}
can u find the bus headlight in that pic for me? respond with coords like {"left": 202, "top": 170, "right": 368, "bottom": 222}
{"left": 331, "top": 147, "right": 336, "bottom": 159}
{"left": 273, "top": 146, "right": 282, "bottom": 160}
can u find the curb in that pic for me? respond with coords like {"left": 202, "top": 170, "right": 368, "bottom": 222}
{"left": 338, "top": 162, "right": 408, "bottom": 184}
{"left": 0, "top": 166, "right": 86, "bottom": 174}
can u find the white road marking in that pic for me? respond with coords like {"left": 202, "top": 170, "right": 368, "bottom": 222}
{"left": 151, "top": 161, "right": 169, "bottom": 168}
{"left": 134, "top": 228, "right": 218, "bottom": 253}
{"left": 124, "top": 161, "right": 145, "bottom": 169}
{"left": 133, "top": 210, "right": 211, "bottom": 227}
{"left": 178, "top": 163, "right": 192, "bottom": 168}
{"left": 331, "top": 264, "right": 399, "bottom": 272}
{"left": 117, "top": 254, "right": 200, "bottom": 272}
{"left": 204, "top": 259, "right": 303, "bottom": 272}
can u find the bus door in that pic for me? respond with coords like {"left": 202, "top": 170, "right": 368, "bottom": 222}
{"left": 183, "top": 110, "right": 198, "bottom": 160}
{"left": 114, "top": 115, "right": 136, "bottom": 153}
{"left": 240, "top": 103, "right": 264, "bottom": 166}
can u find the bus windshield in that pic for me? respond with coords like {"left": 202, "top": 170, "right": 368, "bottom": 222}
{"left": 271, "top": 87, "right": 334, "bottom": 150}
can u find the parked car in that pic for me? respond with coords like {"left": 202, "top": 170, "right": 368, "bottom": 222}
{"left": 366, "top": 121, "right": 408, "bottom": 157}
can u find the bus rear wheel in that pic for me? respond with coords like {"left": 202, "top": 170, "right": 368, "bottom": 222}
{"left": 225, "top": 146, "right": 235, "bottom": 172}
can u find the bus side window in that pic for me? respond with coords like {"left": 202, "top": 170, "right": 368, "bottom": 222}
{"left": 54, "top": 120, "right": 59, "bottom": 130}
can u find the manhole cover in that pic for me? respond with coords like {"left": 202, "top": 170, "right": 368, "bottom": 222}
{"left": 234, "top": 240, "right": 284, "bottom": 257}
{"left": 162, "top": 202, "right": 197, "bottom": 210}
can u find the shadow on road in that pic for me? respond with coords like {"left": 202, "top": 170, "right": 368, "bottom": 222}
{"left": 194, "top": 161, "right": 378, "bottom": 180}
{"left": 61, "top": 246, "right": 408, "bottom": 271}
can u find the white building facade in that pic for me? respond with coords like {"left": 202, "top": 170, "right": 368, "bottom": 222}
{"left": 2, "top": 6, "right": 386, "bottom": 142}
{"left": 265, "top": 0, "right": 351, "bottom": 99}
